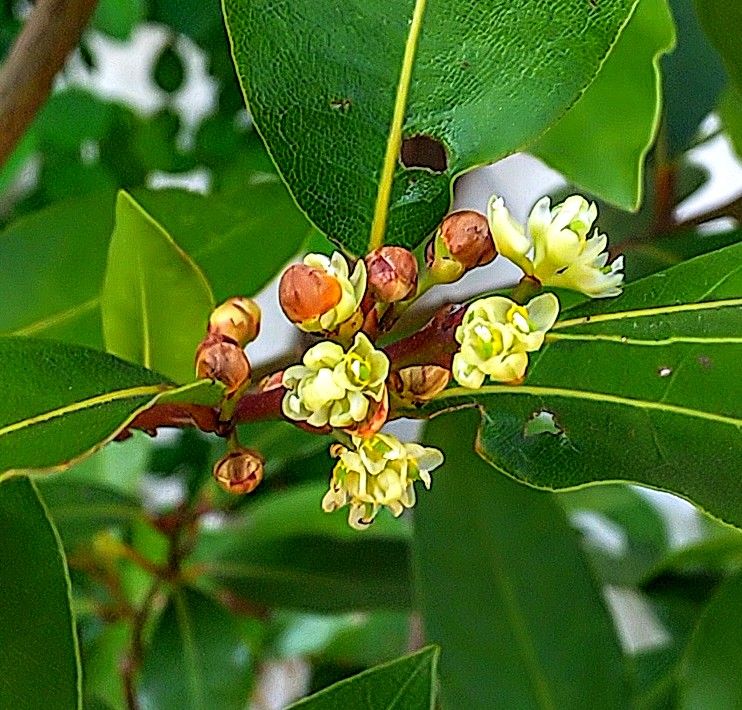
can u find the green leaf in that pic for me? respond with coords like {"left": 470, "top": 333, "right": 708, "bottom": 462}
{"left": 190, "top": 482, "right": 412, "bottom": 611}
{"left": 83, "top": 621, "right": 129, "bottom": 710}
{"left": 0, "top": 337, "right": 177, "bottom": 475}
{"left": 663, "top": 0, "right": 726, "bottom": 153}
{"left": 677, "top": 571, "right": 742, "bottom": 708}
{"left": 415, "top": 410, "right": 630, "bottom": 709}
{"left": 101, "top": 191, "right": 215, "bottom": 383}
{"left": 0, "top": 191, "right": 116, "bottom": 348}
{"left": 139, "top": 588, "right": 254, "bottom": 710}
{"left": 285, "top": 646, "right": 438, "bottom": 709}
{"left": 719, "top": 85, "right": 742, "bottom": 158}
{"left": 224, "top": 0, "right": 638, "bottom": 254}
{"left": 423, "top": 242, "right": 742, "bottom": 527}
{"left": 532, "top": 0, "right": 676, "bottom": 210}
{"left": 695, "top": 0, "right": 742, "bottom": 92}
{"left": 0, "top": 476, "right": 81, "bottom": 709}
{"left": 93, "top": 0, "right": 144, "bottom": 39}
{"left": 35, "top": 89, "right": 115, "bottom": 152}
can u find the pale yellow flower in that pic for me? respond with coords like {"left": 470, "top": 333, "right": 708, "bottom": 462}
{"left": 300, "top": 252, "right": 367, "bottom": 332}
{"left": 322, "top": 433, "right": 444, "bottom": 530}
{"left": 452, "top": 293, "right": 559, "bottom": 388}
{"left": 282, "top": 333, "right": 389, "bottom": 428}
{"left": 488, "top": 194, "right": 624, "bottom": 298}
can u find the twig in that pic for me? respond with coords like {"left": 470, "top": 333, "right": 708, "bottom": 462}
{"left": 0, "top": 0, "right": 99, "bottom": 166}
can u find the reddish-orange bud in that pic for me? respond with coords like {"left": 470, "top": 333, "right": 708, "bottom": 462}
{"left": 209, "top": 297, "right": 261, "bottom": 346}
{"left": 365, "top": 246, "right": 418, "bottom": 302}
{"left": 213, "top": 449, "right": 264, "bottom": 494}
{"left": 279, "top": 264, "right": 342, "bottom": 323}
{"left": 195, "top": 335, "right": 251, "bottom": 395}
{"left": 439, "top": 210, "right": 496, "bottom": 269}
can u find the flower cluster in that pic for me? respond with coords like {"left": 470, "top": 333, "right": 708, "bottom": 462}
{"left": 488, "top": 194, "right": 624, "bottom": 298}
{"left": 452, "top": 293, "right": 559, "bottom": 388}
{"left": 282, "top": 332, "right": 389, "bottom": 430}
{"left": 322, "top": 434, "right": 444, "bottom": 530}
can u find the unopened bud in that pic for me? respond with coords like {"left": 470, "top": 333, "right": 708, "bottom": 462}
{"left": 279, "top": 264, "right": 342, "bottom": 323}
{"left": 365, "top": 246, "right": 418, "bottom": 302}
{"left": 391, "top": 365, "right": 451, "bottom": 403}
{"left": 195, "top": 335, "right": 251, "bottom": 395}
{"left": 209, "top": 297, "right": 261, "bottom": 346}
{"left": 439, "top": 210, "right": 496, "bottom": 269}
{"left": 213, "top": 449, "right": 264, "bottom": 494}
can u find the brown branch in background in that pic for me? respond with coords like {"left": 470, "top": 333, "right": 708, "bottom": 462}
{"left": 0, "top": 0, "right": 98, "bottom": 166}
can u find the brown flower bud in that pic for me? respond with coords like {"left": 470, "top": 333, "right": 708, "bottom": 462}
{"left": 213, "top": 449, "right": 264, "bottom": 495}
{"left": 195, "top": 335, "right": 251, "bottom": 395}
{"left": 391, "top": 365, "right": 451, "bottom": 404}
{"left": 279, "top": 264, "right": 342, "bottom": 323}
{"left": 209, "top": 297, "right": 261, "bottom": 346}
{"left": 365, "top": 246, "right": 418, "bottom": 302}
{"left": 438, "top": 210, "right": 496, "bottom": 269}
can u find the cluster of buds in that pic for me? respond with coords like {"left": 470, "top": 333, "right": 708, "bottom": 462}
{"left": 195, "top": 297, "right": 261, "bottom": 395}
{"left": 488, "top": 194, "right": 624, "bottom": 298}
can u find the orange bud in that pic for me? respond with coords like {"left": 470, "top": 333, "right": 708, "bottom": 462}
{"left": 279, "top": 264, "right": 342, "bottom": 323}
{"left": 213, "top": 449, "right": 264, "bottom": 495}
{"left": 195, "top": 335, "right": 251, "bottom": 395}
{"left": 439, "top": 210, "right": 496, "bottom": 269}
{"left": 391, "top": 365, "right": 450, "bottom": 403}
{"left": 365, "top": 246, "right": 418, "bottom": 302}
{"left": 209, "top": 297, "right": 261, "bottom": 346}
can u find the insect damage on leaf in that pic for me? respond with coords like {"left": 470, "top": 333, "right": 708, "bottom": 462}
{"left": 400, "top": 134, "right": 448, "bottom": 173}
{"left": 523, "top": 410, "right": 564, "bottom": 438}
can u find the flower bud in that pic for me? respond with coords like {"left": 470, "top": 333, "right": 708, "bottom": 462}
{"left": 438, "top": 210, "right": 496, "bottom": 269}
{"left": 213, "top": 449, "right": 264, "bottom": 495}
{"left": 195, "top": 335, "right": 251, "bottom": 395}
{"left": 209, "top": 297, "right": 261, "bottom": 346}
{"left": 391, "top": 365, "right": 450, "bottom": 404}
{"left": 365, "top": 246, "right": 418, "bottom": 302}
{"left": 279, "top": 264, "right": 342, "bottom": 323}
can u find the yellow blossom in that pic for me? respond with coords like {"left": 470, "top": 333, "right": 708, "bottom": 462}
{"left": 488, "top": 194, "right": 624, "bottom": 298}
{"left": 282, "top": 332, "right": 389, "bottom": 428}
{"left": 452, "top": 293, "right": 559, "bottom": 388}
{"left": 322, "top": 433, "right": 444, "bottom": 530}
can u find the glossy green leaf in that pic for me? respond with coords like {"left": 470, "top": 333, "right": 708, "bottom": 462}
{"left": 101, "top": 191, "right": 214, "bottom": 383}
{"left": 190, "top": 482, "right": 412, "bottom": 611}
{"left": 415, "top": 410, "right": 630, "bottom": 709}
{"left": 677, "top": 571, "right": 742, "bottom": 708}
{"left": 139, "top": 588, "right": 254, "bottom": 710}
{"left": 224, "top": 0, "right": 638, "bottom": 254}
{"left": 532, "top": 0, "right": 675, "bottom": 210}
{"left": 421, "top": 242, "right": 742, "bottom": 527}
{"left": 0, "top": 476, "right": 81, "bottom": 709}
{"left": 663, "top": 0, "right": 726, "bottom": 153}
{"left": 0, "top": 190, "right": 116, "bottom": 348}
{"left": 695, "top": 0, "right": 742, "bottom": 92}
{"left": 286, "top": 646, "right": 438, "bottom": 710}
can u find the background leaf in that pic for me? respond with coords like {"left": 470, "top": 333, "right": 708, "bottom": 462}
{"left": 423, "top": 242, "right": 742, "bottom": 527}
{"left": 532, "top": 0, "right": 675, "bottom": 210}
{"left": 286, "top": 646, "right": 438, "bottom": 709}
{"left": 139, "top": 588, "right": 254, "bottom": 710}
{"left": 0, "top": 477, "right": 81, "bottom": 710}
{"left": 415, "top": 410, "right": 630, "bottom": 709}
{"left": 224, "top": 0, "right": 638, "bottom": 254}
{"left": 101, "top": 191, "right": 214, "bottom": 383}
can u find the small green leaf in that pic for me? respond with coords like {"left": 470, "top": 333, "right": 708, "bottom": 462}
{"left": 677, "top": 571, "right": 742, "bottom": 708}
{"left": 719, "top": 85, "right": 742, "bottom": 159}
{"left": 224, "top": 0, "right": 638, "bottom": 254}
{"left": 0, "top": 476, "right": 81, "bottom": 710}
{"left": 532, "top": 0, "right": 676, "bottom": 210}
{"left": 153, "top": 43, "right": 186, "bottom": 94}
{"left": 695, "top": 0, "right": 742, "bottom": 92}
{"left": 139, "top": 588, "right": 254, "bottom": 710}
{"left": 93, "top": 0, "right": 144, "bottom": 39}
{"left": 0, "top": 337, "right": 172, "bottom": 475}
{"left": 421, "top": 242, "right": 742, "bottom": 527}
{"left": 101, "top": 191, "right": 215, "bottom": 383}
{"left": 286, "top": 646, "right": 438, "bottom": 709}
{"left": 415, "top": 410, "right": 630, "bottom": 709}
{"left": 190, "top": 482, "right": 412, "bottom": 611}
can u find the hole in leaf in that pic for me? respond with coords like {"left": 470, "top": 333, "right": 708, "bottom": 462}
{"left": 657, "top": 366, "right": 672, "bottom": 377}
{"left": 523, "top": 410, "right": 563, "bottom": 438}
{"left": 400, "top": 134, "right": 448, "bottom": 173}
{"left": 329, "top": 97, "right": 352, "bottom": 113}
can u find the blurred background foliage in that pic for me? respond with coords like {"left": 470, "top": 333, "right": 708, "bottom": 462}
{"left": 0, "top": 0, "right": 740, "bottom": 708}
